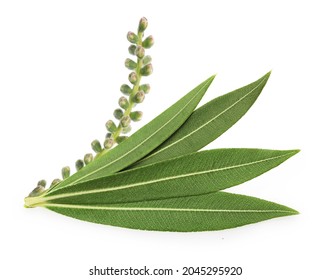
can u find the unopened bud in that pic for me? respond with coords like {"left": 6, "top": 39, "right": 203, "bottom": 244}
{"left": 138, "top": 17, "right": 148, "bottom": 33}
{"left": 128, "top": 44, "right": 137, "bottom": 55}
{"left": 104, "top": 138, "right": 114, "bottom": 149}
{"left": 120, "top": 84, "right": 132, "bottom": 95}
{"left": 105, "top": 120, "right": 117, "bottom": 132}
{"left": 142, "top": 35, "right": 154, "bottom": 48}
{"left": 114, "top": 108, "right": 124, "bottom": 120}
{"left": 29, "top": 185, "right": 45, "bottom": 197}
{"left": 140, "top": 63, "right": 153, "bottom": 76}
{"left": 105, "top": 132, "right": 112, "bottom": 139}
{"left": 50, "top": 178, "right": 61, "bottom": 187}
{"left": 61, "top": 166, "right": 70, "bottom": 179}
{"left": 139, "top": 84, "right": 151, "bottom": 94}
{"left": 127, "top": 31, "right": 138, "bottom": 44}
{"left": 125, "top": 58, "right": 137, "bottom": 70}
{"left": 142, "top": 55, "right": 152, "bottom": 65}
{"left": 133, "top": 91, "right": 145, "bottom": 103}
{"left": 135, "top": 46, "right": 145, "bottom": 59}
{"left": 122, "top": 125, "right": 132, "bottom": 134}
{"left": 84, "top": 153, "right": 93, "bottom": 165}
{"left": 119, "top": 97, "right": 129, "bottom": 110}
{"left": 91, "top": 139, "right": 102, "bottom": 153}
{"left": 128, "top": 72, "right": 138, "bottom": 84}
{"left": 37, "top": 180, "right": 47, "bottom": 188}
{"left": 116, "top": 136, "right": 128, "bottom": 144}
{"left": 130, "top": 111, "right": 143, "bottom": 121}
{"left": 120, "top": 115, "right": 131, "bottom": 127}
{"left": 75, "top": 159, "right": 84, "bottom": 171}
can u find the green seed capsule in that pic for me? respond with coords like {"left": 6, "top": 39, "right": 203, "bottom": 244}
{"left": 120, "top": 115, "right": 131, "bottom": 127}
{"left": 142, "top": 35, "right": 154, "bottom": 48}
{"left": 116, "top": 136, "right": 128, "bottom": 144}
{"left": 139, "top": 84, "right": 151, "bottom": 94}
{"left": 84, "top": 153, "right": 93, "bottom": 165}
{"left": 128, "top": 44, "right": 137, "bottom": 55}
{"left": 120, "top": 84, "right": 132, "bottom": 95}
{"left": 122, "top": 125, "right": 132, "bottom": 134}
{"left": 105, "top": 132, "right": 112, "bottom": 139}
{"left": 91, "top": 139, "right": 102, "bottom": 153}
{"left": 140, "top": 63, "right": 153, "bottom": 76}
{"left": 130, "top": 111, "right": 143, "bottom": 121}
{"left": 125, "top": 58, "right": 137, "bottom": 70}
{"left": 133, "top": 91, "right": 145, "bottom": 103}
{"left": 61, "top": 166, "right": 70, "bottom": 179}
{"left": 128, "top": 72, "right": 138, "bottom": 84}
{"left": 114, "top": 108, "right": 124, "bottom": 120}
{"left": 50, "top": 178, "right": 61, "bottom": 187}
{"left": 135, "top": 46, "right": 145, "bottom": 59}
{"left": 138, "top": 17, "right": 148, "bottom": 33}
{"left": 75, "top": 159, "right": 84, "bottom": 171}
{"left": 127, "top": 31, "right": 138, "bottom": 44}
{"left": 104, "top": 138, "right": 114, "bottom": 149}
{"left": 118, "top": 97, "right": 129, "bottom": 110}
{"left": 105, "top": 120, "right": 117, "bottom": 132}
{"left": 142, "top": 55, "right": 152, "bottom": 65}
{"left": 37, "top": 179, "right": 47, "bottom": 188}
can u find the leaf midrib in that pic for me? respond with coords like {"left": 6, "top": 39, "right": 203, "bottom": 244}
{"left": 138, "top": 74, "right": 269, "bottom": 164}
{"left": 45, "top": 203, "right": 296, "bottom": 214}
{"left": 41, "top": 152, "right": 294, "bottom": 203}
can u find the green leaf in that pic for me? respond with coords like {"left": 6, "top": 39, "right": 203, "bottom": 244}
{"left": 130, "top": 72, "right": 270, "bottom": 169}
{"left": 49, "top": 75, "right": 215, "bottom": 193}
{"left": 26, "top": 149, "right": 298, "bottom": 207}
{"left": 44, "top": 192, "right": 298, "bottom": 232}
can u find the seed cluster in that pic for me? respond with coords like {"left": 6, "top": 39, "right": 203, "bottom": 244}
{"left": 30, "top": 18, "right": 154, "bottom": 195}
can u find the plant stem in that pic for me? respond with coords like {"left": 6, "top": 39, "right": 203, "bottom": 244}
{"left": 112, "top": 32, "right": 144, "bottom": 141}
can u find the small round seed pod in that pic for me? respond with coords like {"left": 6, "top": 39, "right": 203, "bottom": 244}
{"left": 122, "top": 125, "right": 132, "bottom": 134}
{"left": 105, "top": 132, "right": 112, "bottom": 139}
{"left": 113, "top": 108, "right": 124, "bottom": 120}
{"left": 142, "top": 35, "right": 154, "bottom": 49}
{"left": 139, "top": 84, "right": 151, "bottom": 94}
{"left": 120, "top": 84, "right": 132, "bottom": 95}
{"left": 104, "top": 138, "right": 115, "bottom": 149}
{"left": 105, "top": 120, "right": 117, "bottom": 132}
{"left": 128, "top": 44, "right": 137, "bottom": 55}
{"left": 135, "top": 46, "right": 145, "bottom": 59}
{"left": 140, "top": 63, "right": 153, "bottom": 76}
{"left": 118, "top": 97, "right": 129, "bottom": 110}
{"left": 75, "top": 159, "right": 84, "bottom": 171}
{"left": 138, "top": 17, "right": 148, "bottom": 33}
{"left": 61, "top": 166, "right": 70, "bottom": 179}
{"left": 84, "top": 153, "right": 93, "bottom": 165}
{"left": 91, "top": 139, "right": 102, "bottom": 153}
{"left": 116, "top": 136, "right": 128, "bottom": 144}
{"left": 120, "top": 115, "right": 131, "bottom": 127}
{"left": 142, "top": 55, "right": 152, "bottom": 65}
{"left": 50, "top": 178, "right": 61, "bottom": 187}
{"left": 37, "top": 179, "right": 47, "bottom": 188}
{"left": 128, "top": 72, "right": 138, "bottom": 84}
{"left": 130, "top": 111, "right": 143, "bottom": 121}
{"left": 133, "top": 91, "right": 145, "bottom": 103}
{"left": 127, "top": 31, "right": 138, "bottom": 44}
{"left": 125, "top": 58, "right": 137, "bottom": 70}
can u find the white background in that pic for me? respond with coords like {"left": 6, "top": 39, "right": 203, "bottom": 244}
{"left": 1, "top": 0, "right": 330, "bottom": 279}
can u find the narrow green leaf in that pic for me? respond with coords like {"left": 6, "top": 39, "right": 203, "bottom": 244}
{"left": 45, "top": 192, "right": 298, "bottom": 232}
{"left": 26, "top": 149, "right": 298, "bottom": 207}
{"left": 130, "top": 72, "right": 270, "bottom": 169}
{"left": 49, "top": 76, "right": 215, "bottom": 193}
